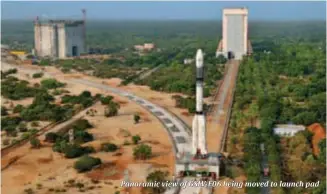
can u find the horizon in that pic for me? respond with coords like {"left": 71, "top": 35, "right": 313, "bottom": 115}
{"left": 2, "top": 19, "right": 326, "bottom": 22}
{"left": 1, "top": 1, "right": 326, "bottom": 21}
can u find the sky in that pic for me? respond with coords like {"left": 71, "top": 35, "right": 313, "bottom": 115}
{"left": 1, "top": 1, "right": 326, "bottom": 21}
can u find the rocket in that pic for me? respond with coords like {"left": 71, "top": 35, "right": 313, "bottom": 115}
{"left": 192, "top": 49, "right": 207, "bottom": 156}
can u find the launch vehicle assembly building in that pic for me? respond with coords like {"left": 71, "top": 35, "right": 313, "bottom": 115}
{"left": 34, "top": 10, "right": 86, "bottom": 59}
{"left": 216, "top": 8, "right": 252, "bottom": 60}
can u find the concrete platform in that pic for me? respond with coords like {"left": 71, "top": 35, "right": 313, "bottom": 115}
{"left": 175, "top": 152, "right": 220, "bottom": 179}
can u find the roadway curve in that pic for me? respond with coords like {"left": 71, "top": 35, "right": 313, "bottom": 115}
{"left": 2, "top": 62, "right": 193, "bottom": 156}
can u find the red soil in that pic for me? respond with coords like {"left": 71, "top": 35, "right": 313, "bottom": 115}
{"left": 308, "top": 123, "right": 326, "bottom": 156}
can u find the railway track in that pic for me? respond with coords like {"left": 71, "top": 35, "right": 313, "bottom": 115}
{"left": 218, "top": 61, "right": 240, "bottom": 152}
{"left": 207, "top": 60, "right": 240, "bottom": 152}
{"left": 207, "top": 62, "right": 229, "bottom": 115}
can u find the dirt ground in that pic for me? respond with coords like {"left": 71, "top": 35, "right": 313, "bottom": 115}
{"left": 1, "top": 66, "right": 174, "bottom": 194}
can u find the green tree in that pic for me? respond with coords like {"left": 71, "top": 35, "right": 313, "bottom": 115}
{"left": 1, "top": 106, "right": 8, "bottom": 116}
{"left": 133, "top": 114, "right": 141, "bottom": 124}
{"left": 101, "top": 143, "right": 118, "bottom": 152}
{"left": 45, "top": 132, "right": 59, "bottom": 143}
{"left": 13, "top": 104, "right": 24, "bottom": 113}
{"left": 74, "top": 155, "right": 102, "bottom": 173}
{"left": 100, "top": 95, "right": 113, "bottom": 105}
{"left": 104, "top": 101, "right": 120, "bottom": 117}
{"left": 146, "top": 170, "right": 169, "bottom": 194}
{"left": 133, "top": 144, "right": 152, "bottom": 160}
{"left": 318, "top": 139, "right": 326, "bottom": 164}
{"left": 41, "top": 78, "right": 65, "bottom": 89}
{"left": 30, "top": 137, "right": 41, "bottom": 149}
{"left": 132, "top": 135, "right": 141, "bottom": 144}
{"left": 32, "top": 72, "right": 44, "bottom": 78}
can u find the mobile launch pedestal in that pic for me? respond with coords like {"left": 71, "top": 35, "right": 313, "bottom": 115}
{"left": 175, "top": 49, "right": 220, "bottom": 180}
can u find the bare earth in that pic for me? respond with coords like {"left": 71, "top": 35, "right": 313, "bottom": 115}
{"left": 1, "top": 64, "right": 174, "bottom": 194}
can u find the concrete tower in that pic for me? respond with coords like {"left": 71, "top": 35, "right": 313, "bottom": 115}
{"left": 216, "top": 8, "right": 252, "bottom": 60}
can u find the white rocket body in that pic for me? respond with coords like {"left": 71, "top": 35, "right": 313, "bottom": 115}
{"left": 192, "top": 49, "right": 207, "bottom": 155}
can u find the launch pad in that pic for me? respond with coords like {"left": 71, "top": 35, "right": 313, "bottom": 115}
{"left": 175, "top": 152, "right": 220, "bottom": 179}
{"left": 173, "top": 49, "right": 221, "bottom": 180}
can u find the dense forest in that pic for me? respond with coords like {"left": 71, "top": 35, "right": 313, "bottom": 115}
{"left": 227, "top": 32, "right": 326, "bottom": 194}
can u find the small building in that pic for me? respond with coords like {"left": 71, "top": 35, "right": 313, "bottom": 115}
{"left": 133, "top": 43, "right": 156, "bottom": 52}
{"left": 143, "top": 43, "right": 155, "bottom": 50}
{"left": 1, "top": 44, "right": 9, "bottom": 51}
{"left": 134, "top": 45, "right": 144, "bottom": 51}
{"left": 183, "top": 58, "right": 194, "bottom": 64}
{"left": 1, "top": 44, "right": 10, "bottom": 57}
{"left": 273, "top": 124, "right": 305, "bottom": 137}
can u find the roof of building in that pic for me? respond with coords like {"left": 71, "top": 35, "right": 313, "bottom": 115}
{"left": 1, "top": 44, "right": 9, "bottom": 49}
{"left": 273, "top": 124, "right": 306, "bottom": 134}
{"left": 35, "top": 19, "right": 84, "bottom": 26}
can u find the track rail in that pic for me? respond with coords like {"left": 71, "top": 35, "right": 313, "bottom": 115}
{"left": 219, "top": 61, "right": 240, "bottom": 152}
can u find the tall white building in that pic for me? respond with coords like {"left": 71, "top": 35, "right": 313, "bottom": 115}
{"left": 34, "top": 19, "right": 86, "bottom": 59}
{"left": 216, "top": 8, "right": 252, "bottom": 60}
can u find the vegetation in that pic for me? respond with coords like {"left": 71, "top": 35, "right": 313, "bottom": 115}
{"left": 1, "top": 68, "right": 17, "bottom": 78}
{"left": 74, "top": 155, "right": 102, "bottom": 173}
{"left": 1, "top": 116, "right": 22, "bottom": 135}
{"left": 20, "top": 91, "right": 70, "bottom": 121}
{"left": 104, "top": 101, "right": 120, "bottom": 117}
{"left": 32, "top": 72, "right": 44, "bottom": 78}
{"left": 13, "top": 104, "right": 24, "bottom": 113}
{"left": 18, "top": 123, "right": 27, "bottom": 132}
{"left": 30, "top": 137, "right": 41, "bottom": 149}
{"left": 100, "top": 95, "right": 114, "bottom": 105}
{"left": 227, "top": 33, "right": 325, "bottom": 194}
{"left": 243, "top": 127, "right": 261, "bottom": 194}
{"left": 172, "top": 95, "right": 195, "bottom": 113}
{"left": 73, "top": 119, "right": 93, "bottom": 131}
{"left": 63, "top": 144, "right": 95, "bottom": 158}
{"left": 1, "top": 77, "right": 38, "bottom": 100}
{"left": 40, "top": 78, "right": 66, "bottom": 89}
{"left": 132, "top": 135, "right": 141, "bottom": 144}
{"left": 133, "top": 144, "right": 152, "bottom": 160}
{"left": 45, "top": 132, "right": 60, "bottom": 143}
{"left": 61, "top": 91, "right": 98, "bottom": 108}
{"left": 1, "top": 106, "right": 8, "bottom": 116}
{"left": 101, "top": 143, "right": 118, "bottom": 152}
{"left": 146, "top": 170, "right": 169, "bottom": 194}
{"left": 133, "top": 114, "right": 140, "bottom": 124}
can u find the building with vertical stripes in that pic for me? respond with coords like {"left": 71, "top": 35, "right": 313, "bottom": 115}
{"left": 216, "top": 8, "right": 252, "bottom": 60}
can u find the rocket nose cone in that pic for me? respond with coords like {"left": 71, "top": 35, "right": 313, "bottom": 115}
{"left": 196, "top": 49, "right": 203, "bottom": 67}
{"left": 196, "top": 49, "right": 203, "bottom": 60}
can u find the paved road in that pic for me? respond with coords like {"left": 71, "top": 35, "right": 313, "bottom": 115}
{"left": 70, "top": 78, "right": 192, "bottom": 155}
{"left": 138, "top": 64, "right": 164, "bottom": 80}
